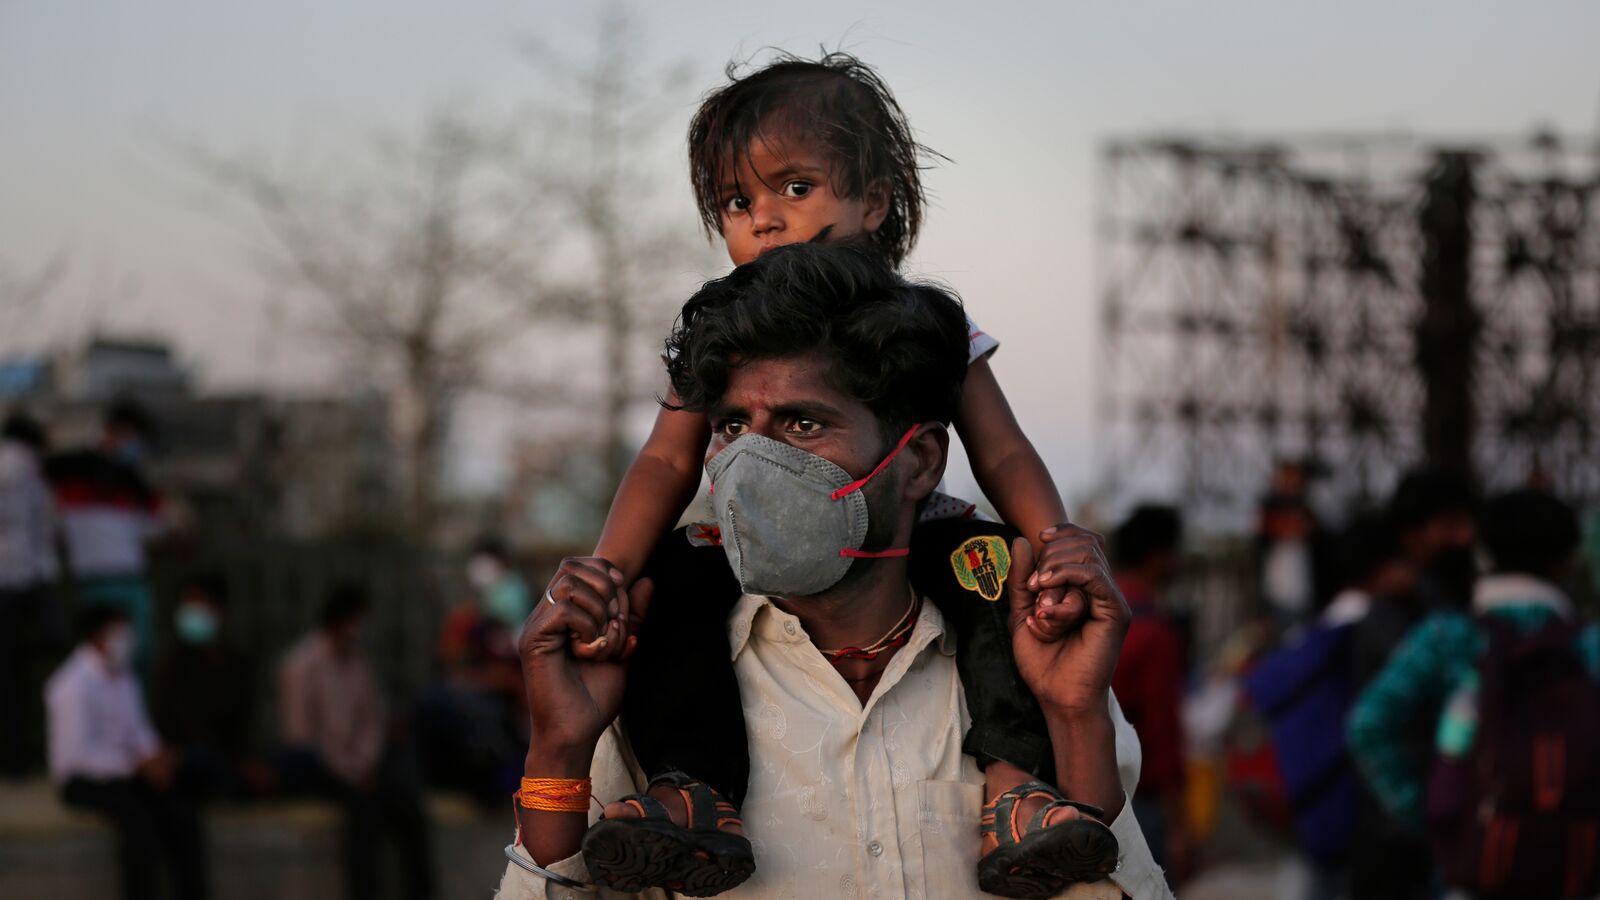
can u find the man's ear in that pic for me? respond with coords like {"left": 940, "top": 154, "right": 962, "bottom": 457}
{"left": 903, "top": 423, "right": 949, "bottom": 503}
{"left": 862, "top": 178, "right": 891, "bottom": 234}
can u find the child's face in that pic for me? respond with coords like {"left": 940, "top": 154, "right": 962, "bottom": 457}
{"left": 716, "top": 133, "right": 888, "bottom": 266}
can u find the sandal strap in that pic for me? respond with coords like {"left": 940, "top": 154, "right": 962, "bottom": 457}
{"left": 1027, "top": 797, "right": 1107, "bottom": 836}
{"left": 981, "top": 780, "right": 1106, "bottom": 848}
{"left": 645, "top": 771, "right": 743, "bottom": 835}
{"left": 613, "top": 792, "right": 671, "bottom": 821}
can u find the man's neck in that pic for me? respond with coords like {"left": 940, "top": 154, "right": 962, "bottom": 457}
{"left": 775, "top": 558, "right": 915, "bottom": 654}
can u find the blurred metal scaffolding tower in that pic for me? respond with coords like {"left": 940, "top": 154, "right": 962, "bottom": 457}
{"left": 1097, "top": 132, "right": 1600, "bottom": 527}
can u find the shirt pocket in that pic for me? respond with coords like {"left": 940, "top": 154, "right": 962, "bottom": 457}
{"left": 912, "top": 779, "right": 984, "bottom": 900}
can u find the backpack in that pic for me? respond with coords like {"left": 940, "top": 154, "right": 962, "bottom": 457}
{"left": 1242, "top": 623, "right": 1360, "bottom": 865}
{"left": 1424, "top": 615, "right": 1600, "bottom": 899}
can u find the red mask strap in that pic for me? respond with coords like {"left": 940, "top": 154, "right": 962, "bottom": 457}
{"left": 839, "top": 547, "right": 911, "bottom": 559}
{"left": 829, "top": 424, "right": 922, "bottom": 501}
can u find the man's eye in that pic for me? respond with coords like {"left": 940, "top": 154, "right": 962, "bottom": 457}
{"left": 788, "top": 418, "right": 823, "bottom": 434}
{"left": 782, "top": 181, "right": 813, "bottom": 199}
{"left": 723, "top": 195, "right": 750, "bottom": 213}
{"left": 718, "top": 421, "right": 748, "bottom": 437}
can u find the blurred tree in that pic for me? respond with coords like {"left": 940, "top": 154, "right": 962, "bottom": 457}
{"left": 0, "top": 251, "right": 69, "bottom": 354}
{"left": 514, "top": 1, "right": 706, "bottom": 505}
{"left": 181, "top": 2, "right": 704, "bottom": 544}
{"left": 181, "top": 111, "right": 547, "bottom": 541}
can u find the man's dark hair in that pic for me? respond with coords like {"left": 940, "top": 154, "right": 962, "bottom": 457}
{"left": 1388, "top": 468, "right": 1477, "bottom": 532}
{"left": 1337, "top": 511, "right": 1401, "bottom": 588}
{"left": 1480, "top": 489, "right": 1580, "bottom": 579}
{"left": 665, "top": 243, "right": 970, "bottom": 435}
{"left": 76, "top": 604, "right": 130, "bottom": 644}
{"left": 1, "top": 412, "right": 46, "bottom": 451}
{"left": 180, "top": 571, "right": 230, "bottom": 609}
{"left": 104, "top": 399, "right": 153, "bottom": 439}
{"left": 1112, "top": 505, "right": 1184, "bottom": 568}
{"left": 320, "top": 583, "right": 370, "bottom": 629}
{"left": 471, "top": 534, "right": 510, "bottom": 562}
{"left": 665, "top": 241, "right": 966, "bottom": 432}
{"left": 689, "top": 51, "right": 935, "bottom": 266}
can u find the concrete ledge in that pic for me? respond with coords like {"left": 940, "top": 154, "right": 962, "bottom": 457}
{"left": 0, "top": 778, "right": 488, "bottom": 839}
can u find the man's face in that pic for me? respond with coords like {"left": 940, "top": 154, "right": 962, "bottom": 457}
{"left": 715, "top": 133, "right": 886, "bottom": 267}
{"left": 705, "top": 353, "right": 940, "bottom": 546}
{"left": 1405, "top": 509, "right": 1477, "bottom": 565}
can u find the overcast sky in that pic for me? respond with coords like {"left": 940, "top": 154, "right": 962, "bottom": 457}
{"left": 3, "top": 1, "right": 1597, "bottom": 506}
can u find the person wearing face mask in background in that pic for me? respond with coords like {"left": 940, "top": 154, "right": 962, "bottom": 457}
{"left": 46, "top": 604, "right": 207, "bottom": 900}
{"left": 278, "top": 584, "right": 435, "bottom": 900}
{"left": 44, "top": 401, "right": 168, "bottom": 674}
{"left": 150, "top": 573, "right": 266, "bottom": 802}
{"left": 418, "top": 537, "right": 529, "bottom": 807}
{"left": 464, "top": 536, "right": 533, "bottom": 635}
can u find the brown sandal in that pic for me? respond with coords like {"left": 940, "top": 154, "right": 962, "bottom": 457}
{"left": 581, "top": 771, "right": 755, "bottom": 897}
{"left": 977, "top": 781, "right": 1120, "bottom": 898}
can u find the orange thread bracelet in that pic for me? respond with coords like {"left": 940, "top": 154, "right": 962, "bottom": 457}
{"left": 516, "top": 777, "right": 592, "bottom": 813}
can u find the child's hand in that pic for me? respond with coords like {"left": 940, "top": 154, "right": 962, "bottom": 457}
{"left": 541, "top": 556, "right": 634, "bottom": 663}
{"left": 1027, "top": 524, "right": 1094, "bottom": 642}
{"left": 520, "top": 560, "right": 655, "bottom": 756}
{"left": 1006, "top": 531, "right": 1131, "bottom": 712}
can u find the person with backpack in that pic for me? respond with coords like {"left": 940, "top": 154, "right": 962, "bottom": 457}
{"left": 1347, "top": 488, "right": 1600, "bottom": 900}
{"left": 1246, "top": 512, "right": 1424, "bottom": 900}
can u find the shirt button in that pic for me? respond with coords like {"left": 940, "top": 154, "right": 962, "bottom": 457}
{"left": 867, "top": 839, "right": 883, "bottom": 857}
{"left": 783, "top": 621, "right": 797, "bottom": 636}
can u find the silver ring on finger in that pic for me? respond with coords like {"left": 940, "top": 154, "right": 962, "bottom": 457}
{"left": 544, "top": 590, "right": 558, "bottom": 607}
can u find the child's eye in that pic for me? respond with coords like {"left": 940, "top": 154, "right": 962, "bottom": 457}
{"left": 723, "top": 195, "right": 751, "bottom": 213}
{"left": 782, "top": 181, "right": 813, "bottom": 199}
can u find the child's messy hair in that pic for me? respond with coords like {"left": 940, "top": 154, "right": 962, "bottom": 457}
{"left": 688, "top": 51, "right": 938, "bottom": 267}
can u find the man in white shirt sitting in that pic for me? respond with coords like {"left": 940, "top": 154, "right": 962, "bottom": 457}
{"left": 46, "top": 604, "right": 206, "bottom": 900}
{"left": 499, "top": 244, "right": 1170, "bottom": 899}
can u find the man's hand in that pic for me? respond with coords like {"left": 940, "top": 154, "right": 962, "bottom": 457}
{"left": 136, "top": 748, "right": 177, "bottom": 790}
{"left": 1006, "top": 527, "right": 1131, "bottom": 713}
{"left": 519, "top": 557, "right": 652, "bottom": 758}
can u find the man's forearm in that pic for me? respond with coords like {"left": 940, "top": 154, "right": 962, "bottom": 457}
{"left": 517, "top": 740, "right": 599, "bottom": 866}
{"left": 1043, "top": 696, "right": 1125, "bottom": 821}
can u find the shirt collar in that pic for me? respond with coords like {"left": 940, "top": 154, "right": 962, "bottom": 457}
{"left": 728, "top": 593, "right": 956, "bottom": 661}
{"left": 1472, "top": 573, "right": 1571, "bottom": 617}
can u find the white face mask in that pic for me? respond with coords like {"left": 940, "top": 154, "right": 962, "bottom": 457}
{"left": 466, "top": 555, "right": 502, "bottom": 592}
{"left": 102, "top": 626, "right": 135, "bottom": 670}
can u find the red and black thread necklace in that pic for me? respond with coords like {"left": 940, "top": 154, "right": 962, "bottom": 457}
{"left": 818, "top": 584, "right": 921, "bottom": 663}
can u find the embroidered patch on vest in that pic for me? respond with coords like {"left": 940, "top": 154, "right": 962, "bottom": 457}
{"left": 950, "top": 535, "right": 1011, "bottom": 602}
{"left": 686, "top": 523, "right": 723, "bottom": 547}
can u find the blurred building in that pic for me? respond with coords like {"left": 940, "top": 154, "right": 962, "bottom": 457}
{"left": 0, "top": 335, "right": 398, "bottom": 539}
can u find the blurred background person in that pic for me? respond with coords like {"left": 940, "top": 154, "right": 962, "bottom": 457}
{"left": 46, "top": 604, "right": 206, "bottom": 900}
{"left": 1388, "top": 468, "right": 1478, "bottom": 617}
{"left": 149, "top": 572, "right": 265, "bottom": 801}
{"left": 1255, "top": 460, "right": 1337, "bottom": 634}
{"left": 1111, "top": 503, "right": 1190, "bottom": 883}
{"left": 1245, "top": 511, "right": 1425, "bottom": 900}
{"left": 277, "top": 584, "right": 435, "bottom": 900}
{"left": 0, "top": 411, "right": 62, "bottom": 778}
{"left": 1349, "top": 488, "right": 1599, "bottom": 899}
{"left": 461, "top": 535, "right": 532, "bottom": 636}
{"left": 419, "top": 536, "right": 528, "bottom": 807}
{"left": 44, "top": 401, "right": 166, "bottom": 673}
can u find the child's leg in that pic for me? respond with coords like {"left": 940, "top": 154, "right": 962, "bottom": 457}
{"left": 911, "top": 520, "right": 1119, "bottom": 895}
{"left": 585, "top": 530, "right": 756, "bottom": 895}
{"left": 615, "top": 529, "right": 749, "bottom": 819}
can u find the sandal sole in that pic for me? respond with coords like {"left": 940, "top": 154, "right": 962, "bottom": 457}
{"left": 977, "top": 819, "right": 1120, "bottom": 898}
{"left": 582, "top": 818, "right": 756, "bottom": 897}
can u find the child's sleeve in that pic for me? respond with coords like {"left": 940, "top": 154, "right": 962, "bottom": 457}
{"left": 965, "top": 315, "right": 999, "bottom": 364}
